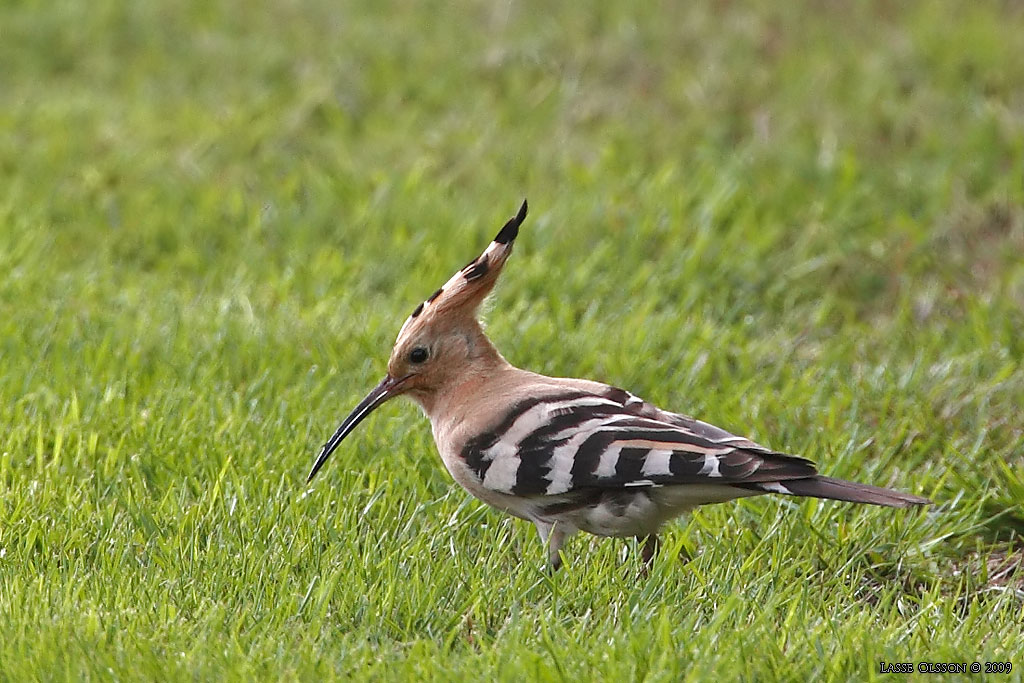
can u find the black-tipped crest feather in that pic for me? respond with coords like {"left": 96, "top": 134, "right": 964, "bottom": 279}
{"left": 463, "top": 258, "right": 490, "bottom": 281}
{"left": 494, "top": 199, "right": 528, "bottom": 244}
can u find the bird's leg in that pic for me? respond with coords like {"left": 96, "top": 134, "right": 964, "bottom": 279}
{"left": 535, "top": 521, "right": 569, "bottom": 571}
{"left": 639, "top": 534, "right": 660, "bottom": 572}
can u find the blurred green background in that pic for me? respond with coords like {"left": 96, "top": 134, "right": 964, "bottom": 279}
{"left": 1, "top": 1, "right": 1022, "bottom": 680}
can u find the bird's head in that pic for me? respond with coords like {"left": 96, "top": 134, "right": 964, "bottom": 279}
{"left": 306, "top": 199, "right": 528, "bottom": 483}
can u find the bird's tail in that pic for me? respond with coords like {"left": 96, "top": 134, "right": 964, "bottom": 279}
{"left": 752, "top": 475, "right": 931, "bottom": 508}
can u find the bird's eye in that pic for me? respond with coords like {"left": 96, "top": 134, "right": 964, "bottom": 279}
{"left": 409, "top": 347, "right": 429, "bottom": 364}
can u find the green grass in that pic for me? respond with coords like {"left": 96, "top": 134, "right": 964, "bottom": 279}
{"left": 2, "top": 0, "right": 1023, "bottom": 679}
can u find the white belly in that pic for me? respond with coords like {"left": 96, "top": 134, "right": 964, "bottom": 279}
{"left": 560, "top": 485, "right": 761, "bottom": 537}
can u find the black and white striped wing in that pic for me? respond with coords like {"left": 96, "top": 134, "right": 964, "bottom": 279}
{"left": 463, "top": 388, "right": 817, "bottom": 497}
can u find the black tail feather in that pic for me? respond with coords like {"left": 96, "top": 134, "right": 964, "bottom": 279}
{"left": 751, "top": 475, "right": 931, "bottom": 508}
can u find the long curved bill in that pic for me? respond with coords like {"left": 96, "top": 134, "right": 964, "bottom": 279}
{"left": 306, "top": 375, "right": 404, "bottom": 483}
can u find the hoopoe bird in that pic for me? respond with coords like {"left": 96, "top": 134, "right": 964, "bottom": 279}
{"left": 307, "top": 200, "right": 931, "bottom": 570}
